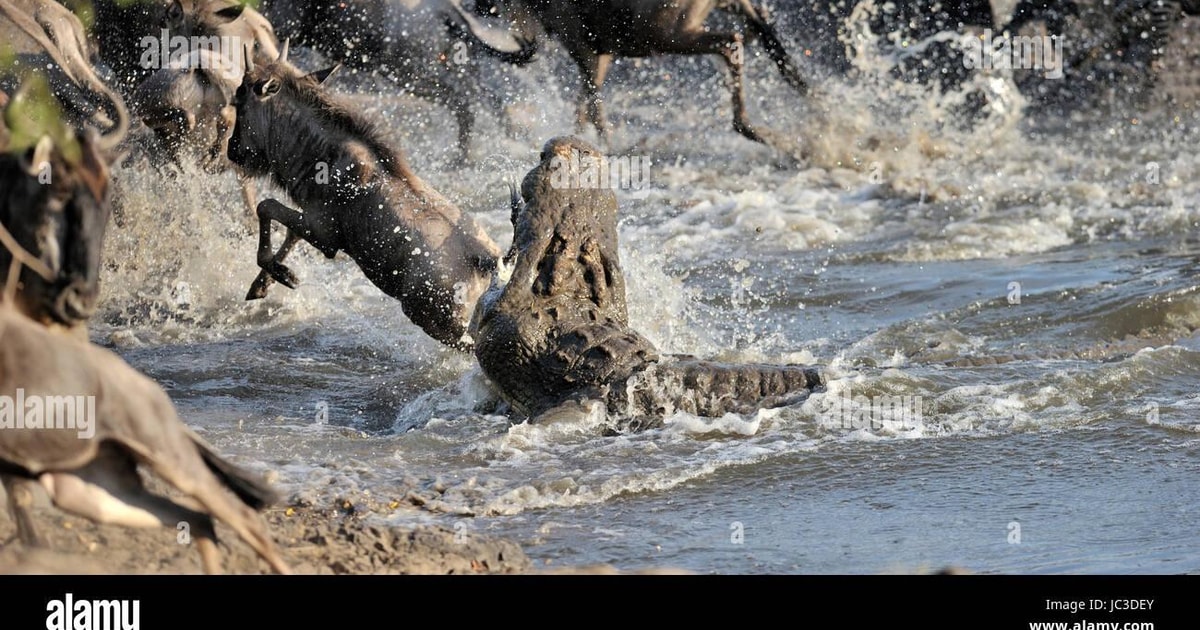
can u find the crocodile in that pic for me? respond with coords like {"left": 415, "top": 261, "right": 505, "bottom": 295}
{"left": 471, "top": 137, "right": 823, "bottom": 431}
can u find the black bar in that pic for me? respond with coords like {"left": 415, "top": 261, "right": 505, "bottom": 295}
{"left": 3, "top": 575, "right": 1192, "bottom": 628}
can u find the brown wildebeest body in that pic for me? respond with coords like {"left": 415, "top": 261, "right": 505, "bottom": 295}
{"left": 0, "top": 129, "right": 290, "bottom": 574}
{"left": 226, "top": 51, "right": 502, "bottom": 349}
{"left": 0, "top": 294, "right": 291, "bottom": 574}
{"left": 482, "top": 0, "right": 808, "bottom": 146}
{"left": 0, "top": 18, "right": 289, "bottom": 571}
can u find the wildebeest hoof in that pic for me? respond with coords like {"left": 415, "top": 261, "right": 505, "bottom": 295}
{"left": 245, "top": 282, "right": 270, "bottom": 301}
{"left": 263, "top": 262, "right": 299, "bottom": 289}
{"left": 245, "top": 270, "right": 276, "bottom": 301}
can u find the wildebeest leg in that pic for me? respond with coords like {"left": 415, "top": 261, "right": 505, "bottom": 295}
{"left": 451, "top": 90, "right": 475, "bottom": 165}
{"left": 246, "top": 199, "right": 339, "bottom": 301}
{"left": 661, "top": 31, "right": 771, "bottom": 145}
{"left": 238, "top": 173, "right": 259, "bottom": 229}
{"left": 38, "top": 446, "right": 224, "bottom": 574}
{"left": 719, "top": 33, "right": 768, "bottom": 145}
{"left": 571, "top": 51, "right": 613, "bottom": 145}
{"left": 246, "top": 230, "right": 301, "bottom": 301}
{"left": 2, "top": 475, "right": 46, "bottom": 547}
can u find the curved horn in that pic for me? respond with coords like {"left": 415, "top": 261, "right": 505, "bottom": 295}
{"left": 93, "top": 85, "right": 129, "bottom": 152}
{"left": 278, "top": 38, "right": 290, "bottom": 63}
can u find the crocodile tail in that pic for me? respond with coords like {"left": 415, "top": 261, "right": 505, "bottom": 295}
{"left": 614, "top": 356, "right": 824, "bottom": 419}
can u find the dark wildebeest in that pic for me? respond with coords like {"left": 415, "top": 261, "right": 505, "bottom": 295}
{"left": 0, "top": 0, "right": 130, "bottom": 330}
{"left": 258, "top": 0, "right": 538, "bottom": 162}
{"left": 226, "top": 47, "right": 502, "bottom": 350}
{"left": 90, "top": 0, "right": 279, "bottom": 92}
{"left": 1006, "top": 0, "right": 1199, "bottom": 108}
{"left": 91, "top": 0, "right": 284, "bottom": 220}
{"left": 474, "top": 0, "right": 809, "bottom": 147}
{"left": 473, "top": 137, "right": 823, "bottom": 430}
{"left": 0, "top": 85, "right": 290, "bottom": 574}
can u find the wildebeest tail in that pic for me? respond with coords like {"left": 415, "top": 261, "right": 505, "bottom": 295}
{"left": 443, "top": 1, "right": 539, "bottom": 65}
{"left": 194, "top": 438, "right": 278, "bottom": 510}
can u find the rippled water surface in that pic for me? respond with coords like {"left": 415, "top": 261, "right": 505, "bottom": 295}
{"left": 90, "top": 12, "right": 1200, "bottom": 573}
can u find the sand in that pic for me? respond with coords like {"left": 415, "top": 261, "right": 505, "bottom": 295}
{"left": 0, "top": 488, "right": 531, "bottom": 575}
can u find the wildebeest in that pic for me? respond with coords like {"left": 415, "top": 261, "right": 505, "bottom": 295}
{"left": 90, "top": 0, "right": 277, "bottom": 92}
{"left": 0, "top": 0, "right": 129, "bottom": 331}
{"left": 1006, "top": 0, "right": 1198, "bottom": 107}
{"left": 0, "top": 96, "right": 114, "bottom": 335}
{"left": 257, "top": 0, "right": 538, "bottom": 162}
{"left": 0, "top": 79, "right": 290, "bottom": 574}
{"left": 88, "top": 0, "right": 285, "bottom": 221}
{"left": 225, "top": 47, "right": 502, "bottom": 349}
{"left": 0, "top": 241, "right": 291, "bottom": 574}
{"left": 125, "top": 0, "right": 283, "bottom": 162}
{"left": 473, "top": 0, "right": 809, "bottom": 147}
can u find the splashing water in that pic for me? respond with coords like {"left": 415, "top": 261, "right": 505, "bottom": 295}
{"left": 89, "top": 12, "right": 1200, "bottom": 574}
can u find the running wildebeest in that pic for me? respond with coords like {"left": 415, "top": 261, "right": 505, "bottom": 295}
{"left": 473, "top": 0, "right": 809, "bottom": 147}
{"left": 128, "top": 0, "right": 283, "bottom": 163}
{"left": 89, "top": 0, "right": 285, "bottom": 221}
{"left": 90, "top": 0, "right": 278, "bottom": 92}
{"left": 225, "top": 46, "right": 503, "bottom": 350}
{"left": 1006, "top": 0, "right": 1198, "bottom": 108}
{"left": 258, "top": 0, "right": 538, "bottom": 162}
{"left": 0, "top": 72, "right": 290, "bottom": 574}
{"left": 472, "top": 136, "right": 823, "bottom": 430}
{"left": 0, "top": 0, "right": 129, "bottom": 330}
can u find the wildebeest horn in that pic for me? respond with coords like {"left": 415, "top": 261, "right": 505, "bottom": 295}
{"left": 95, "top": 90, "right": 129, "bottom": 153}
{"left": 278, "top": 38, "right": 290, "bottom": 63}
{"left": 305, "top": 64, "right": 341, "bottom": 85}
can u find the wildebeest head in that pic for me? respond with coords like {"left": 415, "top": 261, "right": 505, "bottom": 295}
{"left": 0, "top": 130, "right": 114, "bottom": 327}
{"left": 0, "top": 72, "right": 122, "bottom": 328}
{"left": 226, "top": 44, "right": 343, "bottom": 177}
{"left": 134, "top": 48, "right": 242, "bottom": 170}
{"left": 131, "top": 0, "right": 282, "bottom": 169}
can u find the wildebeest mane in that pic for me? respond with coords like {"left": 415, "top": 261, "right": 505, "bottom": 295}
{"left": 274, "top": 65, "right": 417, "bottom": 185}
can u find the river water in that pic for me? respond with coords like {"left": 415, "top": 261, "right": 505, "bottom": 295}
{"left": 90, "top": 10, "right": 1200, "bottom": 574}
